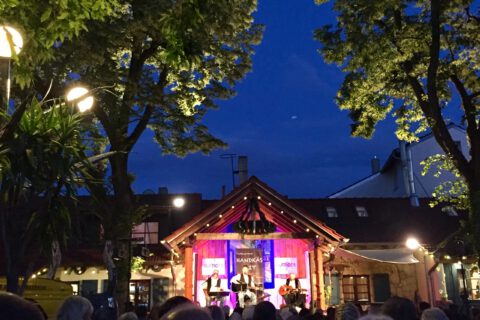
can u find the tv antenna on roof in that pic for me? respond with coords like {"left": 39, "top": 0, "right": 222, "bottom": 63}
{"left": 220, "top": 153, "right": 237, "bottom": 189}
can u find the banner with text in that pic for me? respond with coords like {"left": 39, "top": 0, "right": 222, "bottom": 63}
{"left": 235, "top": 248, "right": 264, "bottom": 285}
{"left": 274, "top": 257, "right": 298, "bottom": 276}
{"left": 201, "top": 258, "right": 226, "bottom": 277}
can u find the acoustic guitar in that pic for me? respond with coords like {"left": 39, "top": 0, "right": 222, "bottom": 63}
{"left": 278, "top": 285, "right": 306, "bottom": 296}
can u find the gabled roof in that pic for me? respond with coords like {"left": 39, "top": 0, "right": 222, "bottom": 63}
{"left": 290, "top": 198, "right": 466, "bottom": 245}
{"left": 329, "top": 123, "right": 466, "bottom": 198}
{"left": 163, "top": 176, "right": 347, "bottom": 250}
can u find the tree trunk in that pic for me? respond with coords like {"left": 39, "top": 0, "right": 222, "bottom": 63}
{"left": 109, "top": 151, "right": 134, "bottom": 314}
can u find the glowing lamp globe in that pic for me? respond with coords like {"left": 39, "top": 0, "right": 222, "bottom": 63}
{"left": 66, "top": 87, "right": 94, "bottom": 112}
{"left": 406, "top": 237, "right": 421, "bottom": 250}
{"left": 172, "top": 197, "right": 185, "bottom": 208}
{"left": 0, "top": 26, "right": 23, "bottom": 58}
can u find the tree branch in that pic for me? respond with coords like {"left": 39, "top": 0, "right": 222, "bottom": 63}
{"left": 125, "top": 67, "right": 168, "bottom": 150}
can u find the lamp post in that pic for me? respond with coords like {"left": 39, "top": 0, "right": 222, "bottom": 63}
{"left": 66, "top": 86, "right": 94, "bottom": 112}
{"left": 0, "top": 26, "right": 23, "bottom": 110}
{"left": 405, "top": 237, "right": 433, "bottom": 305}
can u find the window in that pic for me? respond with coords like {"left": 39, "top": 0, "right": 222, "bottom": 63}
{"left": 342, "top": 275, "right": 370, "bottom": 303}
{"left": 355, "top": 206, "right": 368, "bottom": 217}
{"left": 455, "top": 140, "right": 462, "bottom": 151}
{"left": 372, "top": 274, "right": 391, "bottom": 302}
{"left": 326, "top": 207, "right": 338, "bottom": 218}
{"left": 444, "top": 206, "right": 458, "bottom": 217}
{"left": 132, "top": 222, "right": 159, "bottom": 244}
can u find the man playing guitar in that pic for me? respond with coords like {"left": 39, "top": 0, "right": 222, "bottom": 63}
{"left": 230, "top": 265, "right": 257, "bottom": 307}
{"left": 281, "top": 273, "right": 306, "bottom": 308}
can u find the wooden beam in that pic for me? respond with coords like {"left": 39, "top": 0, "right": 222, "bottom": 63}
{"left": 184, "top": 246, "right": 194, "bottom": 300}
{"left": 195, "top": 232, "right": 313, "bottom": 241}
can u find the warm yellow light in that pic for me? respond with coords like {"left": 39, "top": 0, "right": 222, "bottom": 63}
{"left": 406, "top": 237, "right": 421, "bottom": 250}
{"left": 172, "top": 197, "right": 185, "bottom": 208}
{"left": 462, "top": 256, "right": 467, "bottom": 260}
{"left": 444, "top": 255, "right": 451, "bottom": 260}
{"left": 0, "top": 26, "right": 23, "bottom": 58}
{"left": 66, "top": 86, "right": 94, "bottom": 112}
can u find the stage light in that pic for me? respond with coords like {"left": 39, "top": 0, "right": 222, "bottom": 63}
{"left": 231, "top": 205, "right": 235, "bottom": 209}
{"left": 293, "top": 220, "right": 297, "bottom": 224}
{"left": 257, "top": 196, "right": 261, "bottom": 200}
{"left": 219, "top": 214, "right": 223, "bottom": 218}
{"left": 268, "top": 202, "right": 272, "bottom": 206}
{"left": 206, "top": 223, "right": 210, "bottom": 227}
{"left": 280, "top": 210, "right": 284, "bottom": 214}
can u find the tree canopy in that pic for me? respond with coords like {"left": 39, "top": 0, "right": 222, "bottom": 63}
{"left": 314, "top": 0, "right": 480, "bottom": 251}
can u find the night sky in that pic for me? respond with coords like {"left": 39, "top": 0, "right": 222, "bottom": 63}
{"left": 130, "top": 1, "right": 401, "bottom": 199}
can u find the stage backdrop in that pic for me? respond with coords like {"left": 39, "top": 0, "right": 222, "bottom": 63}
{"left": 235, "top": 248, "right": 264, "bottom": 285}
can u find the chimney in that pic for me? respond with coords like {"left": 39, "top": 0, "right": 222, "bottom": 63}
{"left": 371, "top": 156, "right": 380, "bottom": 174}
{"left": 158, "top": 187, "right": 169, "bottom": 195}
{"left": 238, "top": 156, "right": 248, "bottom": 185}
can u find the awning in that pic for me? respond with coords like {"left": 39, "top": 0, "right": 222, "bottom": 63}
{"left": 338, "top": 248, "right": 419, "bottom": 264}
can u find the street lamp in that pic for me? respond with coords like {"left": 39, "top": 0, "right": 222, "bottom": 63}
{"left": 406, "top": 237, "right": 421, "bottom": 250}
{"left": 0, "top": 26, "right": 23, "bottom": 109}
{"left": 172, "top": 197, "right": 185, "bottom": 208}
{"left": 66, "top": 86, "right": 94, "bottom": 112}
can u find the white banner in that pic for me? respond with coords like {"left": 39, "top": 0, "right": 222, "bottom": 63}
{"left": 274, "top": 257, "right": 298, "bottom": 276}
{"left": 201, "top": 258, "right": 226, "bottom": 276}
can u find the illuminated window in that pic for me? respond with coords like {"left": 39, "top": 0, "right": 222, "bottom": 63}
{"left": 132, "top": 222, "right": 159, "bottom": 244}
{"left": 355, "top": 206, "right": 368, "bottom": 217}
{"left": 326, "top": 207, "right": 338, "bottom": 218}
{"left": 342, "top": 275, "right": 370, "bottom": 303}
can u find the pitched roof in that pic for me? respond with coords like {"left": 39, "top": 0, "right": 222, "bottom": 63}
{"left": 290, "top": 198, "right": 466, "bottom": 246}
{"left": 163, "top": 176, "right": 347, "bottom": 250}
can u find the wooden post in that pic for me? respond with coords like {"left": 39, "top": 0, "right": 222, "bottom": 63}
{"left": 315, "top": 245, "right": 326, "bottom": 310}
{"left": 184, "top": 246, "right": 194, "bottom": 300}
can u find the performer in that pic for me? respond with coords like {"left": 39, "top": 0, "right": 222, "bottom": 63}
{"left": 202, "top": 269, "right": 225, "bottom": 306}
{"left": 230, "top": 265, "right": 257, "bottom": 307}
{"left": 283, "top": 273, "right": 305, "bottom": 307}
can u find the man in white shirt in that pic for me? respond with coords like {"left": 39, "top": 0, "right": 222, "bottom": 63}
{"left": 202, "top": 269, "right": 225, "bottom": 306}
{"left": 230, "top": 265, "right": 257, "bottom": 307}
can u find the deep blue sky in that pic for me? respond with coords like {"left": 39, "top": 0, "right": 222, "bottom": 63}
{"left": 130, "top": 0, "right": 400, "bottom": 199}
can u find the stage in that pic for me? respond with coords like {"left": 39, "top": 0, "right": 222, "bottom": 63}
{"left": 161, "top": 177, "right": 347, "bottom": 310}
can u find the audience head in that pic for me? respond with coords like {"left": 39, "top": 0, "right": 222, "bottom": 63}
{"left": 327, "top": 307, "right": 336, "bottom": 320}
{"left": 253, "top": 301, "right": 276, "bottom": 320}
{"left": 0, "top": 292, "right": 45, "bottom": 320}
{"left": 421, "top": 308, "right": 448, "bottom": 320}
{"left": 242, "top": 305, "right": 255, "bottom": 320}
{"left": 57, "top": 295, "right": 94, "bottom": 320}
{"left": 150, "top": 296, "right": 192, "bottom": 320}
{"left": 359, "top": 316, "right": 393, "bottom": 320}
{"left": 381, "top": 296, "right": 417, "bottom": 320}
{"left": 207, "top": 305, "right": 225, "bottom": 320}
{"left": 222, "top": 305, "right": 230, "bottom": 319}
{"left": 335, "top": 303, "right": 360, "bottom": 320}
{"left": 419, "top": 302, "right": 431, "bottom": 314}
{"left": 160, "top": 306, "right": 212, "bottom": 320}
{"left": 119, "top": 312, "right": 139, "bottom": 320}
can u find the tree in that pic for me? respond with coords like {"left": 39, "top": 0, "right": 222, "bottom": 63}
{"left": 0, "top": 99, "right": 94, "bottom": 294}
{"left": 40, "top": 0, "right": 263, "bottom": 310}
{"left": 314, "top": 1, "right": 480, "bottom": 252}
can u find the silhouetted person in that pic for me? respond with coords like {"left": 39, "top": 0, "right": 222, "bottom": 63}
{"left": 150, "top": 296, "right": 192, "bottom": 320}
{"left": 207, "top": 305, "right": 225, "bottom": 320}
{"left": 0, "top": 292, "right": 45, "bottom": 320}
{"left": 335, "top": 303, "right": 360, "bottom": 320}
{"left": 253, "top": 301, "right": 276, "bottom": 320}
{"left": 381, "top": 296, "right": 417, "bottom": 320}
{"left": 160, "top": 306, "right": 212, "bottom": 320}
{"left": 421, "top": 308, "right": 448, "bottom": 320}
{"left": 57, "top": 296, "right": 94, "bottom": 320}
